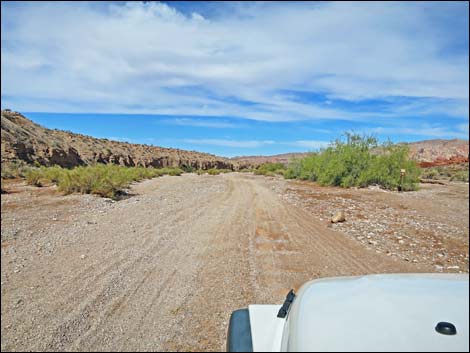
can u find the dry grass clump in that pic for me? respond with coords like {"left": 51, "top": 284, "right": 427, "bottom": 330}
{"left": 1, "top": 160, "right": 31, "bottom": 179}
{"left": 25, "top": 164, "right": 183, "bottom": 199}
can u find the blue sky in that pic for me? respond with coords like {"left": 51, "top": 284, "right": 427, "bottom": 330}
{"left": 1, "top": 1, "right": 469, "bottom": 157}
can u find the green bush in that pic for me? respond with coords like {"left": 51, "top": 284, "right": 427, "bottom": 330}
{"left": 25, "top": 168, "right": 49, "bottom": 187}
{"left": 180, "top": 165, "right": 195, "bottom": 173}
{"left": 283, "top": 133, "right": 420, "bottom": 191}
{"left": 25, "top": 169, "right": 41, "bottom": 186}
{"left": 206, "top": 168, "right": 231, "bottom": 175}
{"left": 254, "top": 163, "right": 286, "bottom": 175}
{"left": 450, "top": 170, "right": 469, "bottom": 182}
{"left": 167, "top": 168, "right": 183, "bottom": 176}
{"left": 284, "top": 158, "right": 303, "bottom": 179}
{"left": 24, "top": 164, "right": 183, "bottom": 199}
{"left": 421, "top": 168, "right": 440, "bottom": 180}
{"left": 420, "top": 165, "right": 468, "bottom": 182}
{"left": 207, "top": 169, "right": 220, "bottom": 175}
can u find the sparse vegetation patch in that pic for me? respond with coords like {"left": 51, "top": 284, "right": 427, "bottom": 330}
{"left": 206, "top": 168, "right": 232, "bottom": 175}
{"left": 421, "top": 165, "right": 469, "bottom": 182}
{"left": 1, "top": 161, "right": 31, "bottom": 179}
{"left": 24, "top": 164, "right": 183, "bottom": 199}
{"left": 253, "top": 162, "right": 286, "bottom": 176}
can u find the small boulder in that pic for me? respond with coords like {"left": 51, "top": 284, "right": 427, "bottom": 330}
{"left": 331, "top": 211, "right": 346, "bottom": 223}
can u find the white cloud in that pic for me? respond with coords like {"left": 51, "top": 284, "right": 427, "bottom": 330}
{"left": 363, "top": 124, "right": 469, "bottom": 140}
{"left": 178, "top": 138, "right": 332, "bottom": 150}
{"left": 1, "top": 1, "right": 468, "bottom": 122}
{"left": 160, "top": 118, "right": 239, "bottom": 128}
{"left": 285, "top": 140, "right": 331, "bottom": 150}
{"left": 181, "top": 139, "right": 275, "bottom": 148}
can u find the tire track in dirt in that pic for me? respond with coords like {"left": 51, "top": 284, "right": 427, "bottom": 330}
{"left": 242, "top": 175, "right": 418, "bottom": 305}
{"left": 35, "top": 180, "right": 212, "bottom": 350}
{"left": 2, "top": 173, "right": 432, "bottom": 352}
{"left": 49, "top": 176, "right": 236, "bottom": 351}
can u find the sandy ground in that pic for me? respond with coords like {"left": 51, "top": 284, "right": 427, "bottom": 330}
{"left": 1, "top": 173, "right": 468, "bottom": 351}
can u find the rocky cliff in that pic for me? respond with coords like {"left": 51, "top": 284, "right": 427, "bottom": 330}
{"left": 405, "top": 139, "right": 469, "bottom": 166}
{"left": 1, "top": 110, "right": 235, "bottom": 170}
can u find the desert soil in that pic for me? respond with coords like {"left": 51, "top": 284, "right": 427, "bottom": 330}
{"left": 1, "top": 173, "right": 468, "bottom": 351}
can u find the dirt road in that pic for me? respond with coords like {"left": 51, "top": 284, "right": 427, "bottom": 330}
{"left": 1, "top": 173, "right": 460, "bottom": 351}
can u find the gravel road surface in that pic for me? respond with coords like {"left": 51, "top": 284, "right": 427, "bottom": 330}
{"left": 3, "top": 173, "right": 464, "bottom": 351}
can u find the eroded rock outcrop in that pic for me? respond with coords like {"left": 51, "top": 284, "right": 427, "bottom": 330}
{"left": 1, "top": 110, "right": 235, "bottom": 170}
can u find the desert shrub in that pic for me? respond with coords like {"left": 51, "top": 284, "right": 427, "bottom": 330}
{"left": 58, "top": 165, "right": 141, "bottom": 198}
{"left": 1, "top": 161, "right": 31, "bottom": 179}
{"left": 420, "top": 165, "right": 468, "bottom": 182}
{"left": 206, "top": 168, "right": 231, "bottom": 175}
{"left": 299, "top": 154, "right": 321, "bottom": 180}
{"left": 168, "top": 168, "right": 183, "bottom": 176}
{"left": 450, "top": 170, "right": 469, "bottom": 182}
{"left": 436, "top": 166, "right": 453, "bottom": 178}
{"left": 283, "top": 133, "right": 420, "bottom": 191}
{"left": 357, "top": 144, "right": 420, "bottom": 191}
{"left": 284, "top": 158, "right": 302, "bottom": 179}
{"left": 283, "top": 168, "right": 297, "bottom": 179}
{"left": 158, "top": 167, "right": 183, "bottom": 176}
{"left": 59, "top": 166, "right": 105, "bottom": 195}
{"left": 25, "top": 165, "right": 66, "bottom": 187}
{"left": 274, "top": 169, "right": 286, "bottom": 177}
{"left": 421, "top": 168, "right": 440, "bottom": 180}
{"left": 25, "top": 168, "right": 48, "bottom": 186}
{"left": 181, "top": 164, "right": 195, "bottom": 173}
{"left": 313, "top": 134, "right": 377, "bottom": 187}
{"left": 25, "top": 164, "right": 182, "bottom": 199}
{"left": 254, "top": 163, "right": 286, "bottom": 175}
{"left": 207, "top": 169, "right": 219, "bottom": 175}
{"left": 43, "top": 166, "right": 66, "bottom": 182}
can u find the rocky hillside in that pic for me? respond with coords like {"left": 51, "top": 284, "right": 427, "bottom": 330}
{"left": 230, "top": 152, "right": 311, "bottom": 168}
{"left": 404, "top": 139, "right": 469, "bottom": 167}
{"left": 232, "top": 139, "right": 469, "bottom": 168}
{"left": 1, "top": 110, "right": 234, "bottom": 170}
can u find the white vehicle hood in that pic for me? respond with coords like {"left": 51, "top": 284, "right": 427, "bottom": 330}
{"left": 248, "top": 274, "right": 469, "bottom": 352}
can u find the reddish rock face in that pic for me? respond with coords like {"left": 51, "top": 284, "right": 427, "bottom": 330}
{"left": 406, "top": 139, "right": 469, "bottom": 163}
{"left": 419, "top": 156, "right": 469, "bottom": 168}
{"left": 1, "top": 110, "right": 235, "bottom": 170}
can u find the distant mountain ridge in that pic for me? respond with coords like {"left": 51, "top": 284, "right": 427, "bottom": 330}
{"left": 403, "top": 139, "right": 469, "bottom": 165}
{"left": 230, "top": 152, "right": 311, "bottom": 168}
{"left": 231, "top": 139, "right": 469, "bottom": 167}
